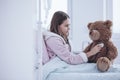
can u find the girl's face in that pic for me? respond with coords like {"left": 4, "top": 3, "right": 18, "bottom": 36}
{"left": 59, "top": 18, "right": 70, "bottom": 37}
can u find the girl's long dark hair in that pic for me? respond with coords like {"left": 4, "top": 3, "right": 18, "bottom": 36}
{"left": 50, "top": 11, "right": 71, "bottom": 51}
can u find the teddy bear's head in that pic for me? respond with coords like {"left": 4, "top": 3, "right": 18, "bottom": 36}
{"left": 87, "top": 20, "right": 112, "bottom": 42}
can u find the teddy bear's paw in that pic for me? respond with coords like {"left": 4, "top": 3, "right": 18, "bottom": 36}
{"left": 97, "top": 57, "right": 110, "bottom": 72}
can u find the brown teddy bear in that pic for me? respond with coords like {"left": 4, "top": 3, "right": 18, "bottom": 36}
{"left": 84, "top": 20, "right": 118, "bottom": 72}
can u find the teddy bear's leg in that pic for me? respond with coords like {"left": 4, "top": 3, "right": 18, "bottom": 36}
{"left": 96, "top": 57, "right": 111, "bottom": 72}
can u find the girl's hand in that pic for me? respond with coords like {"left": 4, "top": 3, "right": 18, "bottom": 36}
{"left": 86, "top": 43, "right": 104, "bottom": 57}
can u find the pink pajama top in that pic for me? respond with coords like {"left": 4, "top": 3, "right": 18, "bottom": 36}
{"left": 42, "top": 31, "right": 88, "bottom": 65}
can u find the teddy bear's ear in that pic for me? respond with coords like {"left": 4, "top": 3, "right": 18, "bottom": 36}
{"left": 87, "top": 23, "right": 92, "bottom": 29}
{"left": 104, "top": 20, "right": 112, "bottom": 29}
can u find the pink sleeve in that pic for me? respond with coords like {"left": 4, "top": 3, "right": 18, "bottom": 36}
{"left": 46, "top": 37, "right": 88, "bottom": 65}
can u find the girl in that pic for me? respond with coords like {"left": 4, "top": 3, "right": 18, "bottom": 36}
{"left": 43, "top": 11, "right": 102, "bottom": 65}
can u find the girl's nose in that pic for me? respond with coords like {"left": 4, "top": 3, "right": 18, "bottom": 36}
{"left": 68, "top": 27, "right": 70, "bottom": 30}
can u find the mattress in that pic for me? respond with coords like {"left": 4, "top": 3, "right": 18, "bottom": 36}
{"left": 47, "top": 72, "right": 120, "bottom": 80}
{"left": 43, "top": 57, "right": 120, "bottom": 80}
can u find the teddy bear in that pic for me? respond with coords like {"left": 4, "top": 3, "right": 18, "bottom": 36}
{"left": 84, "top": 20, "right": 118, "bottom": 72}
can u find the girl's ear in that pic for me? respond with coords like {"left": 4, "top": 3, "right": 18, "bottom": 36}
{"left": 87, "top": 23, "right": 92, "bottom": 29}
{"left": 104, "top": 20, "right": 112, "bottom": 29}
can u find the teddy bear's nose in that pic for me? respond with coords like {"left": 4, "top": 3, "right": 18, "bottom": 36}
{"left": 90, "top": 30, "right": 95, "bottom": 35}
{"left": 90, "top": 31, "right": 92, "bottom": 35}
{"left": 90, "top": 30, "right": 97, "bottom": 35}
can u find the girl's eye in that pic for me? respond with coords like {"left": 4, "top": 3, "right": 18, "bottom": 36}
{"left": 66, "top": 24, "right": 70, "bottom": 27}
{"left": 65, "top": 25, "right": 68, "bottom": 27}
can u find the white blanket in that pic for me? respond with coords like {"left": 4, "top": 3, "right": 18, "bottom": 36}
{"left": 43, "top": 57, "right": 120, "bottom": 80}
{"left": 43, "top": 57, "right": 69, "bottom": 80}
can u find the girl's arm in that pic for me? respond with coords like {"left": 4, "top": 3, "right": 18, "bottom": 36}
{"left": 46, "top": 37, "right": 88, "bottom": 65}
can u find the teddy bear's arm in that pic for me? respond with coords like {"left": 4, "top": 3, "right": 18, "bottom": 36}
{"left": 107, "top": 42, "right": 118, "bottom": 60}
{"left": 83, "top": 44, "right": 92, "bottom": 53}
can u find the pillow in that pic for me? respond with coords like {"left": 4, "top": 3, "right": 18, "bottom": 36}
{"left": 42, "top": 35, "right": 50, "bottom": 64}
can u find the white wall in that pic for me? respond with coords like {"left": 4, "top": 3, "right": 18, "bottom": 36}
{"left": 112, "top": 33, "right": 120, "bottom": 64}
{"left": 69, "top": 0, "right": 112, "bottom": 51}
{"left": 106, "top": 0, "right": 113, "bottom": 20}
{"left": 0, "top": 0, "right": 37, "bottom": 80}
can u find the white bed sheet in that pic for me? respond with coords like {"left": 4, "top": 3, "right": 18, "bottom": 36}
{"left": 43, "top": 57, "right": 120, "bottom": 80}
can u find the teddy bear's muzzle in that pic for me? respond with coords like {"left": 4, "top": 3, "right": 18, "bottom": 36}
{"left": 89, "top": 30, "right": 100, "bottom": 41}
